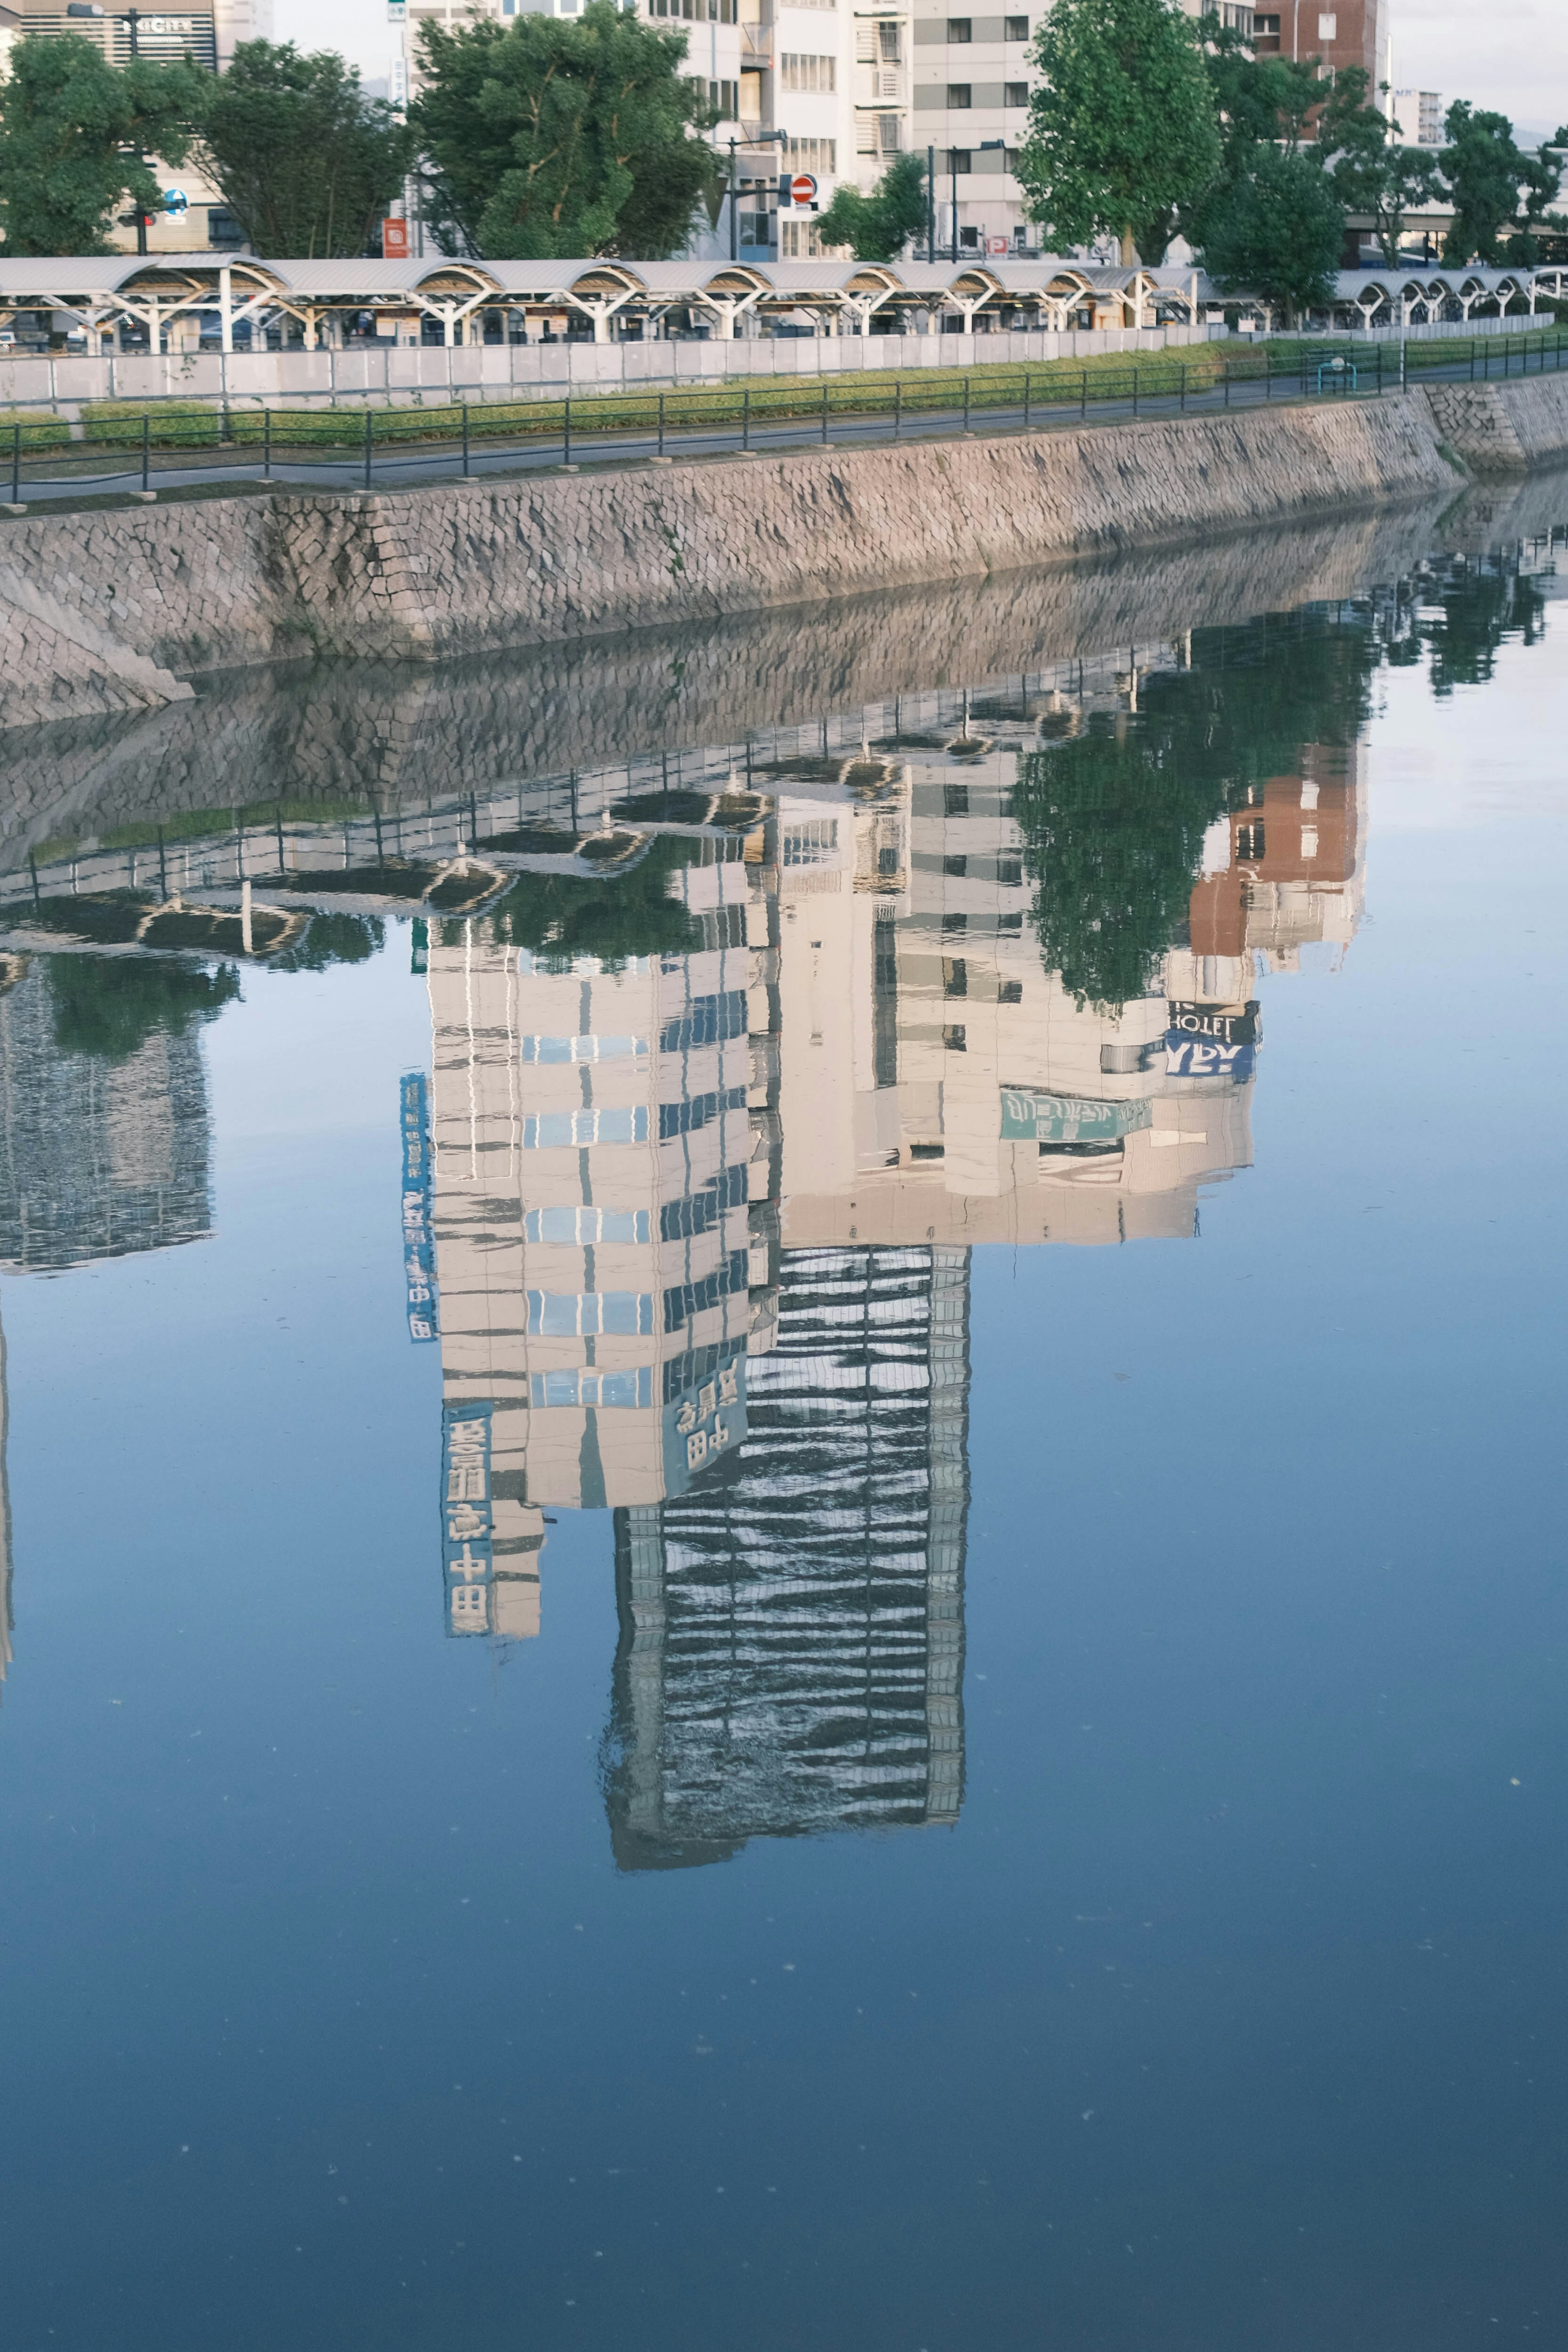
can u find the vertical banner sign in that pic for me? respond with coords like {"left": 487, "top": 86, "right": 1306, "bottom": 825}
{"left": 442, "top": 1401, "right": 492, "bottom": 1636}
{"left": 400, "top": 1070, "right": 438, "bottom": 1341}
{"left": 382, "top": 216, "right": 410, "bottom": 261}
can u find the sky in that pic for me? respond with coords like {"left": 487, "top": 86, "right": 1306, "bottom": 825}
{"left": 274, "top": 0, "right": 1568, "bottom": 143}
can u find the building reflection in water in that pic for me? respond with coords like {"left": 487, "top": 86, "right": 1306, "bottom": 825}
{"left": 419, "top": 615, "right": 1370, "bottom": 1866}
{"left": 0, "top": 949, "right": 227, "bottom": 1707}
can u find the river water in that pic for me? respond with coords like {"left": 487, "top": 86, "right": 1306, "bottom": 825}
{"left": 0, "top": 494, "right": 1564, "bottom": 2350}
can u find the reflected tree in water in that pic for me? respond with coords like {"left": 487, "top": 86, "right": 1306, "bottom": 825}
{"left": 481, "top": 837, "right": 703, "bottom": 969}
{"left": 1013, "top": 609, "right": 1379, "bottom": 1009}
{"left": 1385, "top": 562, "right": 1549, "bottom": 697}
{"left": 46, "top": 955, "right": 240, "bottom": 1064}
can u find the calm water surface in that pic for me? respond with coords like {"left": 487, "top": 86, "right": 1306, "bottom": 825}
{"left": 0, "top": 518, "right": 1565, "bottom": 2350}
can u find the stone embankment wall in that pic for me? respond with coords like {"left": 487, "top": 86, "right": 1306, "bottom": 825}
{"left": 2, "top": 374, "right": 1567, "bottom": 729}
{"left": 0, "top": 493, "right": 1474, "bottom": 864}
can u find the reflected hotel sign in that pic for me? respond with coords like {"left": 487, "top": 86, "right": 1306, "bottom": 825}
{"left": 400, "top": 1070, "right": 439, "bottom": 1341}
{"left": 441, "top": 1402, "right": 493, "bottom": 1635}
{"left": 1165, "top": 1002, "right": 1259, "bottom": 1083}
{"left": 1000, "top": 1089, "right": 1153, "bottom": 1144}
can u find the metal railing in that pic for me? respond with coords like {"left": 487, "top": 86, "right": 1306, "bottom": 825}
{"left": 2, "top": 333, "right": 1564, "bottom": 508}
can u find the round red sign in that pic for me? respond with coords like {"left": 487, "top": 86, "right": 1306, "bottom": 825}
{"left": 789, "top": 174, "right": 818, "bottom": 207}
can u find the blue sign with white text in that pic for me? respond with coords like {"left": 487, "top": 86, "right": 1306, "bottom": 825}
{"left": 400, "top": 1070, "right": 439, "bottom": 1341}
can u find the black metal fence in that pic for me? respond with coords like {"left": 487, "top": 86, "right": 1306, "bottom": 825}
{"left": 3, "top": 332, "right": 1565, "bottom": 506}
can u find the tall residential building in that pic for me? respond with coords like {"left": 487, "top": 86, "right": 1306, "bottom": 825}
{"left": 1392, "top": 89, "right": 1443, "bottom": 149}
{"left": 604, "top": 1240, "right": 968, "bottom": 1868}
{"left": 424, "top": 833, "right": 782, "bottom": 1641}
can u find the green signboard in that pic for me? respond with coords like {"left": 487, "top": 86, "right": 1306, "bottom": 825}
{"left": 1000, "top": 1089, "right": 1153, "bottom": 1144}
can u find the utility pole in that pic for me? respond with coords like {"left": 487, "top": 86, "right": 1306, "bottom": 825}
{"left": 927, "top": 144, "right": 935, "bottom": 264}
{"left": 951, "top": 150, "right": 958, "bottom": 263}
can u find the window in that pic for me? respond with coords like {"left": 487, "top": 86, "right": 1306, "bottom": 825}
{"left": 520, "top": 1032, "right": 647, "bottom": 1062}
{"left": 1299, "top": 825, "right": 1319, "bottom": 860}
{"left": 780, "top": 216, "right": 829, "bottom": 256}
{"left": 782, "top": 818, "right": 839, "bottom": 865}
{"left": 1005, "top": 13, "right": 1027, "bottom": 36}
{"left": 947, "top": 82, "right": 971, "bottom": 106}
{"left": 705, "top": 78, "right": 739, "bottom": 118}
{"left": 947, "top": 16, "right": 971, "bottom": 37}
{"left": 999, "top": 979, "right": 1022, "bottom": 1004}
{"left": 658, "top": 1085, "right": 746, "bottom": 1139}
{"left": 944, "top": 959, "right": 968, "bottom": 998}
{"left": 522, "top": 1106, "right": 649, "bottom": 1147}
{"left": 943, "top": 853, "right": 967, "bottom": 877}
{"left": 947, "top": 147, "right": 972, "bottom": 172}
{"left": 659, "top": 990, "right": 748, "bottom": 1052}
{"left": 878, "top": 112, "right": 902, "bottom": 150}
{"left": 650, "top": 0, "right": 735, "bottom": 16}
{"left": 524, "top": 1206, "right": 650, "bottom": 1244}
{"left": 878, "top": 20, "right": 899, "bottom": 57}
{"left": 1004, "top": 80, "right": 1027, "bottom": 106}
{"left": 959, "top": 223, "right": 980, "bottom": 247}
{"left": 531, "top": 1366, "right": 654, "bottom": 1409}
{"left": 786, "top": 136, "right": 837, "bottom": 171}
{"left": 527, "top": 1291, "right": 654, "bottom": 1338}
{"left": 943, "top": 1024, "right": 967, "bottom": 1051}
{"left": 1236, "top": 822, "right": 1265, "bottom": 863}
{"left": 943, "top": 783, "right": 970, "bottom": 815}
{"left": 664, "top": 1249, "right": 750, "bottom": 1334}
{"left": 781, "top": 51, "right": 836, "bottom": 90}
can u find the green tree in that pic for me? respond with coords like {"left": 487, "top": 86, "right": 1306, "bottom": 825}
{"left": 1310, "top": 65, "right": 1441, "bottom": 267}
{"left": 1200, "top": 143, "right": 1343, "bottom": 323}
{"left": 193, "top": 42, "right": 414, "bottom": 258}
{"left": 0, "top": 32, "right": 204, "bottom": 256}
{"left": 815, "top": 152, "right": 927, "bottom": 262}
{"left": 412, "top": 1, "right": 721, "bottom": 260}
{"left": 1015, "top": 0, "right": 1221, "bottom": 265}
{"left": 1439, "top": 103, "right": 1564, "bottom": 265}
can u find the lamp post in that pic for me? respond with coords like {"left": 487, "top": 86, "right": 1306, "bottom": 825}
{"left": 978, "top": 138, "right": 1005, "bottom": 263}
{"left": 727, "top": 128, "right": 789, "bottom": 264}
{"left": 927, "top": 143, "right": 935, "bottom": 264}
{"left": 69, "top": 4, "right": 153, "bottom": 254}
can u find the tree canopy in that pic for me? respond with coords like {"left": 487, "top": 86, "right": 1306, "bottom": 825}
{"left": 1439, "top": 103, "right": 1565, "bottom": 265}
{"left": 1200, "top": 142, "right": 1344, "bottom": 321}
{"left": 1015, "top": 0, "right": 1221, "bottom": 266}
{"left": 412, "top": 0, "right": 721, "bottom": 260}
{"left": 46, "top": 952, "right": 240, "bottom": 1062}
{"left": 194, "top": 42, "right": 414, "bottom": 259}
{"left": 815, "top": 153, "right": 927, "bottom": 263}
{"left": 0, "top": 33, "right": 204, "bottom": 256}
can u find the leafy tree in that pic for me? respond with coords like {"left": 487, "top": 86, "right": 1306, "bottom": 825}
{"left": 412, "top": 1, "right": 721, "bottom": 260}
{"left": 194, "top": 42, "right": 414, "bottom": 258}
{"left": 47, "top": 953, "right": 240, "bottom": 1062}
{"left": 0, "top": 33, "right": 204, "bottom": 256}
{"left": 1307, "top": 65, "right": 1440, "bottom": 268}
{"left": 815, "top": 153, "right": 927, "bottom": 263}
{"left": 1199, "top": 143, "right": 1343, "bottom": 323}
{"left": 1015, "top": 0, "right": 1221, "bottom": 266}
{"left": 1439, "top": 103, "right": 1564, "bottom": 265}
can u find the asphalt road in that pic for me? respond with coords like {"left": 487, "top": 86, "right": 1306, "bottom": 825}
{"left": 3, "top": 344, "right": 1561, "bottom": 506}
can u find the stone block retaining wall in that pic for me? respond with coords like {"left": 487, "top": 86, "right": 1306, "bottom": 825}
{"left": 2, "top": 375, "right": 1566, "bottom": 729}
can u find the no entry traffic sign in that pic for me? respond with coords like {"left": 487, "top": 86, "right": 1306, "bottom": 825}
{"left": 789, "top": 173, "right": 818, "bottom": 208}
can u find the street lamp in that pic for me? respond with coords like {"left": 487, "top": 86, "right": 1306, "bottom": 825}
{"left": 69, "top": 6, "right": 159, "bottom": 254}
{"left": 726, "top": 128, "right": 789, "bottom": 264}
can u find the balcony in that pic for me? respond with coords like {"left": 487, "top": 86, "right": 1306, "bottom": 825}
{"left": 740, "top": 22, "right": 772, "bottom": 59}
